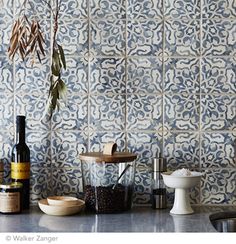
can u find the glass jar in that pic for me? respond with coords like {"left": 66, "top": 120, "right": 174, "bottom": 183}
{"left": 0, "top": 182, "right": 23, "bottom": 214}
{"left": 80, "top": 151, "right": 137, "bottom": 213}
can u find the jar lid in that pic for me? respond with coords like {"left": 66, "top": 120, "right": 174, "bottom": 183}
{"left": 79, "top": 152, "right": 137, "bottom": 163}
{"left": 0, "top": 182, "right": 23, "bottom": 189}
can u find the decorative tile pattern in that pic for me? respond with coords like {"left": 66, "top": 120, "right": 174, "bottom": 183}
{"left": 90, "top": 0, "right": 126, "bottom": 19}
{"left": 0, "top": 131, "right": 14, "bottom": 162}
{"left": 202, "top": 0, "right": 236, "bottom": 19}
{"left": 62, "top": 57, "right": 88, "bottom": 94}
{"left": 52, "top": 94, "right": 88, "bottom": 130}
{"left": 0, "top": 6, "right": 13, "bottom": 55}
{"left": 201, "top": 133, "right": 236, "bottom": 168}
{"left": 201, "top": 57, "right": 236, "bottom": 94}
{"left": 27, "top": 131, "right": 51, "bottom": 167}
{"left": 165, "top": 0, "right": 200, "bottom": 19}
{"left": 90, "top": 58, "right": 126, "bottom": 94}
{"left": 201, "top": 95, "right": 236, "bottom": 131}
{"left": 201, "top": 169, "right": 236, "bottom": 204}
{"left": 164, "top": 132, "right": 200, "bottom": 169}
{"left": 164, "top": 58, "right": 200, "bottom": 93}
{"left": 51, "top": 168, "right": 83, "bottom": 198}
{"left": 91, "top": 19, "right": 126, "bottom": 56}
{"left": 128, "top": 19, "right": 163, "bottom": 56}
{"left": 127, "top": 0, "right": 163, "bottom": 19}
{"left": 127, "top": 94, "right": 162, "bottom": 131}
{"left": 164, "top": 94, "right": 200, "bottom": 130}
{"left": 90, "top": 94, "right": 126, "bottom": 131}
{"left": 202, "top": 19, "right": 236, "bottom": 56}
{"left": 89, "top": 132, "right": 125, "bottom": 152}
{"left": 30, "top": 167, "right": 51, "bottom": 203}
{"left": 15, "top": 92, "right": 50, "bottom": 131}
{"left": 164, "top": 19, "right": 200, "bottom": 56}
{"left": 0, "top": 93, "right": 14, "bottom": 131}
{"left": 56, "top": 0, "right": 88, "bottom": 19}
{"left": 15, "top": 59, "right": 50, "bottom": 94}
{"left": 127, "top": 58, "right": 162, "bottom": 94}
{"left": 0, "top": 56, "right": 13, "bottom": 93}
{"left": 51, "top": 131, "right": 88, "bottom": 168}
{"left": 57, "top": 18, "right": 89, "bottom": 56}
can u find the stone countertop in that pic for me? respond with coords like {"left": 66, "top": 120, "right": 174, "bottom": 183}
{"left": 0, "top": 205, "right": 236, "bottom": 232}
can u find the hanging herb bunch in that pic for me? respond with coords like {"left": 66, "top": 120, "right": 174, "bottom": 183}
{"left": 8, "top": 0, "right": 67, "bottom": 118}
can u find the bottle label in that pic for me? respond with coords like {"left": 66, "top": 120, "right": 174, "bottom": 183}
{"left": 11, "top": 162, "right": 30, "bottom": 180}
{"left": 0, "top": 192, "right": 20, "bottom": 213}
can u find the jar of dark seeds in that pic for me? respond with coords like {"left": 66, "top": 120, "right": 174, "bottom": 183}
{"left": 80, "top": 146, "right": 137, "bottom": 214}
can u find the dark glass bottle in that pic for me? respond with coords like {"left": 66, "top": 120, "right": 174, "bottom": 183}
{"left": 11, "top": 116, "right": 30, "bottom": 210}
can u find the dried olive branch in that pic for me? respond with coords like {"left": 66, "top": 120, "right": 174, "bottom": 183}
{"left": 8, "top": 0, "right": 67, "bottom": 119}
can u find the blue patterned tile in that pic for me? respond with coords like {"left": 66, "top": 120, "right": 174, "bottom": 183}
{"left": 27, "top": 131, "right": 51, "bottom": 167}
{"left": 90, "top": 94, "right": 125, "bottom": 131}
{"left": 127, "top": 58, "right": 162, "bottom": 93}
{"left": 90, "top": 58, "right": 126, "bottom": 94}
{"left": 89, "top": 132, "right": 125, "bottom": 152}
{"left": 91, "top": 0, "right": 126, "bottom": 19}
{"left": 15, "top": 92, "right": 50, "bottom": 131}
{"left": 52, "top": 94, "right": 88, "bottom": 130}
{"left": 91, "top": 19, "right": 125, "bottom": 56}
{"left": 128, "top": 19, "right": 163, "bottom": 56}
{"left": 0, "top": 57, "right": 13, "bottom": 93}
{"left": 51, "top": 168, "right": 83, "bottom": 198}
{"left": 164, "top": 58, "right": 200, "bottom": 93}
{"left": 15, "top": 0, "right": 51, "bottom": 17}
{"left": 51, "top": 131, "right": 88, "bottom": 168}
{"left": 15, "top": 58, "right": 50, "bottom": 94}
{"left": 164, "top": 132, "right": 200, "bottom": 169}
{"left": 127, "top": 0, "right": 163, "bottom": 19}
{"left": 201, "top": 57, "right": 236, "bottom": 94}
{"left": 56, "top": 0, "right": 88, "bottom": 19}
{"left": 201, "top": 133, "right": 236, "bottom": 168}
{"left": 165, "top": 0, "right": 200, "bottom": 19}
{"left": 127, "top": 94, "right": 162, "bottom": 131}
{"left": 164, "top": 19, "right": 200, "bottom": 56}
{"left": 127, "top": 132, "right": 162, "bottom": 165}
{"left": 30, "top": 167, "right": 51, "bottom": 203}
{"left": 0, "top": 131, "right": 13, "bottom": 162}
{"left": 0, "top": 93, "right": 14, "bottom": 131}
{"left": 57, "top": 18, "right": 88, "bottom": 56}
{"left": 201, "top": 169, "right": 236, "bottom": 204}
{"left": 202, "top": 19, "right": 236, "bottom": 56}
{"left": 202, "top": 0, "right": 236, "bottom": 18}
{"left": 0, "top": 3, "right": 13, "bottom": 55}
{"left": 63, "top": 57, "right": 88, "bottom": 94}
{"left": 164, "top": 94, "right": 200, "bottom": 130}
{"left": 201, "top": 94, "right": 236, "bottom": 131}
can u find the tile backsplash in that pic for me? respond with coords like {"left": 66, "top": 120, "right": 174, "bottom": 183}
{"left": 0, "top": 0, "right": 236, "bottom": 205}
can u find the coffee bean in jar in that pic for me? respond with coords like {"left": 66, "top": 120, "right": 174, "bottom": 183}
{"left": 0, "top": 160, "right": 3, "bottom": 184}
{"left": 85, "top": 184, "right": 133, "bottom": 213}
{"left": 0, "top": 182, "right": 22, "bottom": 214}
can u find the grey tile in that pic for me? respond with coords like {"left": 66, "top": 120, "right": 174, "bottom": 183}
{"left": 201, "top": 94, "right": 236, "bottom": 131}
{"left": 201, "top": 132, "right": 236, "bottom": 168}
{"left": 127, "top": 94, "right": 162, "bottom": 131}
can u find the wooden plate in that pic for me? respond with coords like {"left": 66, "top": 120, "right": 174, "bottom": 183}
{"left": 38, "top": 199, "right": 85, "bottom": 216}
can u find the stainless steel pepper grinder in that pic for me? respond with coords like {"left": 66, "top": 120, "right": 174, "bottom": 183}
{"left": 151, "top": 153, "right": 167, "bottom": 209}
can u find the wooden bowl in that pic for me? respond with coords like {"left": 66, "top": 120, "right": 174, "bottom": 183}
{"left": 38, "top": 199, "right": 85, "bottom": 216}
{"left": 47, "top": 196, "right": 80, "bottom": 207}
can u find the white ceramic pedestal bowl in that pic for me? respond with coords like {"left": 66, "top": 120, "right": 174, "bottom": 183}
{"left": 161, "top": 171, "right": 203, "bottom": 215}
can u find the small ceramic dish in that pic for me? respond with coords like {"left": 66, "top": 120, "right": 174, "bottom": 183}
{"left": 38, "top": 199, "right": 85, "bottom": 216}
{"left": 47, "top": 196, "right": 80, "bottom": 207}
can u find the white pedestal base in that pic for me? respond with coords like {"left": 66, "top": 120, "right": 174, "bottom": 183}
{"left": 170, "top": 188, "right": 193, "bottom": 215}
